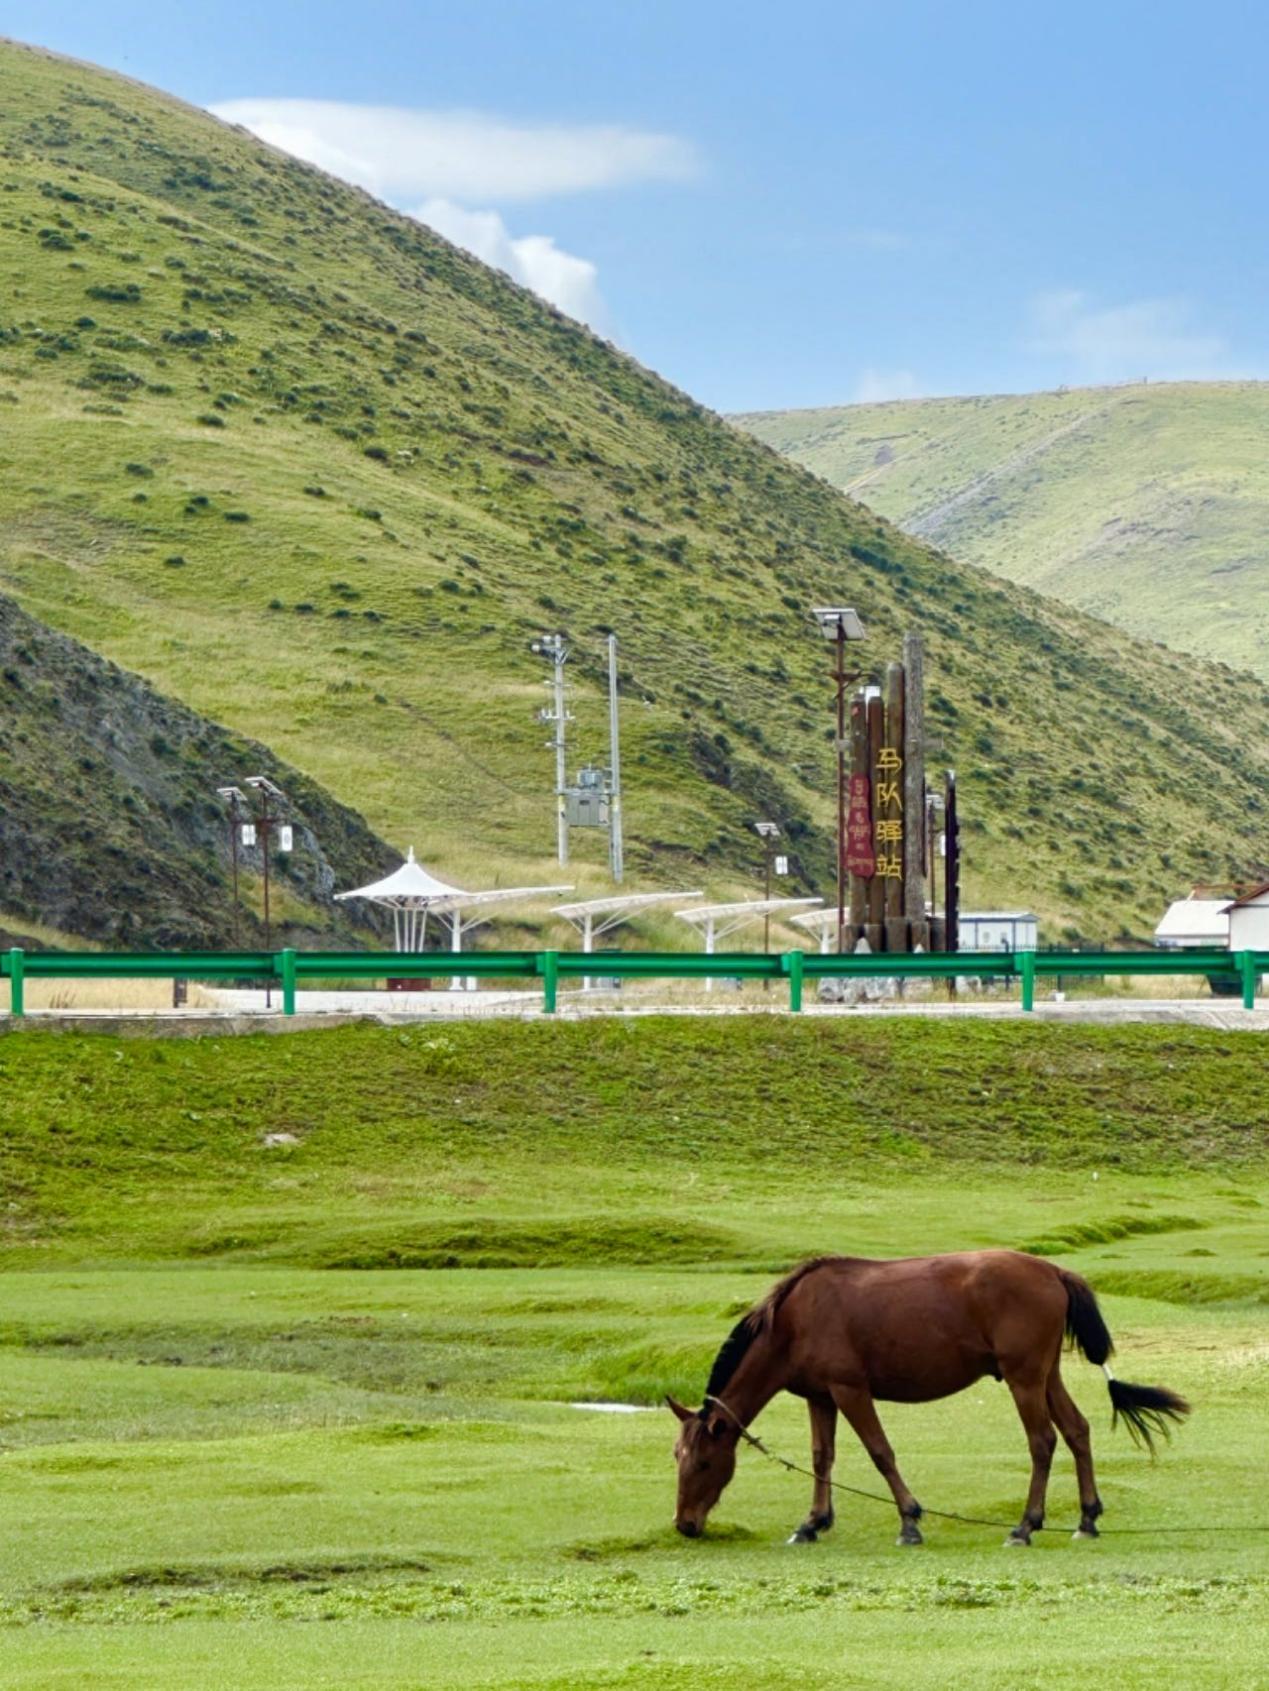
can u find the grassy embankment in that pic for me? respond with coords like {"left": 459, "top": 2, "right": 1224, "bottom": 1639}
{"left": 1, "top": 1019, "right": 1267, "bottom": 1688}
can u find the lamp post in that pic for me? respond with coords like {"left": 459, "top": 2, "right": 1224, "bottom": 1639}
{"left": 754, "top": 820, "right": 785, "bottom": 989}
{"left": 809, "top": 607, "right": 867, "bottom": 953}
{"left": 215, "top": 784, "right": 248, "bottom": 948}
{"left": 243, "top": 776, "right": 292, "bottom": 1008}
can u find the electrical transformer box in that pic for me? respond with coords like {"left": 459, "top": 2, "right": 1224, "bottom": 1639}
{"left": 566, "top": 788, "right": 610, "bottom": 827}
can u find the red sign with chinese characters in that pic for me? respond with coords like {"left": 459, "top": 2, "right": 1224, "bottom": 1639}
{"left": 845, "top": 773, "right": 876, "bottom": 878}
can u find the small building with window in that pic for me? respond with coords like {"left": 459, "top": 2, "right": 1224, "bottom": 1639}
{"left": 958, "top": 911, "right": 1038, "bottom": 952}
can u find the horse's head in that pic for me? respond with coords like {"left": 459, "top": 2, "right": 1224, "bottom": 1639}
{"left": 667, "top": 1396, "right": 740, "bottom": 1536}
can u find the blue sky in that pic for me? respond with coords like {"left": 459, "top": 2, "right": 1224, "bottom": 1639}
{"left": 10, "top": 0, "right": 1269, "bottom": 411}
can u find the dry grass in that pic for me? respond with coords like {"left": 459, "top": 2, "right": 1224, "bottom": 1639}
{"left": 21, "top": 979, "right": 218, "bottom": 1012}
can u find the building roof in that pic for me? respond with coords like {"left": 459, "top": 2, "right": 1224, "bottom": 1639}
{"left": 1154, "top": 899, "right": 1230, "bottom": 943}
{"left": 959, "top": 911, "right": 1039, "bottom": 922}
{"left": 1220, "top": 882, "right": 1269, "bottom": 912}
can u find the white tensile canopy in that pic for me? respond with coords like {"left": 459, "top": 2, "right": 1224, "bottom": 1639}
{"left": 552, "top": 889, "right": 704, "bottom": 990}
{"left": 336, "top": 847, "right": 572, "bottom": 986}
{"left": 674, "top": 895, "right": 822, "bottom": 988}
{"left": 791, "top": 907, "right": 845, "bottom": 954}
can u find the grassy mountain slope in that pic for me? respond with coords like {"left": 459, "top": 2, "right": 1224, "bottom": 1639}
{"left": 736, "top": 383, "right": 1269, "bottom": 679}
{"left": 0, "top": 593, "right": 391, "bottom": 947}
{"left": 1, "top": 42, "right": 1268, "bottom": 942}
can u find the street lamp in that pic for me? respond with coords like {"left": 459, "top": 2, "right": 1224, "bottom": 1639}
{"left": 754, "top": 820, "right": 785, "bottom": 983}
{"left": 810, "top": 607, "right": 867, "bottom": 954}
{"left": 243, "top": 776, "right": 292, "bottom": 1008}
{"left": 215, "top": 785, "right": 248, "bottom": 948}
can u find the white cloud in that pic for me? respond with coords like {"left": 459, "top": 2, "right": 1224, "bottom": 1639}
{"left": 412, "top": 197, "right": 607, "bottom": 329}
{"left": 852, "top": 368, "right": 925, "bottom": 403}
{"left": 210, "top": 98, "right": 698, "bottom": 203}
{"left": 209, "top": 97, "right": 695, "bottom": 332}
{"left": 1027, "top": 290, "right": 1230, "bottom": 383}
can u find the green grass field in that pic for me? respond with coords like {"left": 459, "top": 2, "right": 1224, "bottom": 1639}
{"left": 736, "top": 382, "right": 1269, "bottom": 679}
{"left": 1, "top": 1019, "right": 1267, "bottom": 1687}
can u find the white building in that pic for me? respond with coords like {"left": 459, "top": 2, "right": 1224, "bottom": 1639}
{"left": 959, "top": 911, "right": 1038, "bottom": 952}
{"left": 1154, "top": 898, "right": 1230, "bottom": 949}
{"left": 1221, "top": 884, "right": 1269, "bottom": 951}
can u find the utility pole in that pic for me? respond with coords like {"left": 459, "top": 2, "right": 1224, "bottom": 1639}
{"left": 531, "top": 633, "right": 570, "bottom": 866}
{"left": 607, "top": 633, "right": 624, "bottom": 883}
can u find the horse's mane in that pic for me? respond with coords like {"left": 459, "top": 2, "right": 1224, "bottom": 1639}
{"left": 703, "top": 1256, "right": 848, "bottom": 1404}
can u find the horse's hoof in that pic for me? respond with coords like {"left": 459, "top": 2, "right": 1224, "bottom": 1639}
{"left": 1072, "top": 1527, "right": 1099, "bottom": 1542}
{"left": 896, "top": 1528, "right": 924, "bottom": 1548}
{"left": 1004, "top": 1532, "right": 1030, "bottom": 1548}
{"left": 787, "top": 1528, "right": 817, "bottom": 1545}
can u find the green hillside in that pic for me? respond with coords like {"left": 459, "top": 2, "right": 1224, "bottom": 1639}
{"left": 736, "top": 383, "right": 1269, "bottom": 679}
{"left": 0, "top": 593, "right": 391, "bottom": 948}
{"left": 2, "top": 41, "right": 1269, "bottom": 942}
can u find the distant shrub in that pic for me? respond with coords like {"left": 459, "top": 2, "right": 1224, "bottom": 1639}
{"left": 294, "top": 602, "right": 316, "bottom": 614}
{"left": 86, "top": 282, "right": 141, "bottom": 303}
{"left": 196, "top": 413, "right": 225, "bottom": 427}
{"left": 124, "top": 462, "right": 152, "bottom": 477}
{"left": 81, "top": 364, "right": 143, "bottom": 389}
{"left": 224, "top": 511, "right": 250, "bottom": 523}
{"left": 75, "top": 316, "right": 96, "bottom": 329}
{"left": 363, "top": 445, "right": 389, "bottom": 461}
{"left": 164, "top": 555, "right": 185, "bottom": 567}
{"left": 303, "top": 485, "right": 326, "bottom": 498}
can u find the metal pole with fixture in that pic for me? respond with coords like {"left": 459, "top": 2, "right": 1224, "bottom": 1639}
{"left": 531, "top": 634, "right": 571, "bottom": 866}
{"left": 215, "top": 785, "right": 247, "bottom": 948}
{"left": 607, "top": 633, "right": 624, "bottom": 883}
{"left": 244, "top": 776, "right": 291, "bottom": 1009}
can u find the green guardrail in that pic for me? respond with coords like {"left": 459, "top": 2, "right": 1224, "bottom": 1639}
{"left": 3, "top": 945, "right": 1266, "bottom": 1018}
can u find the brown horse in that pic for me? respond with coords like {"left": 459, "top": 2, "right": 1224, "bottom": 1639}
{"left": 668, "top": 1250, "right": 1189, "bottom": 1545}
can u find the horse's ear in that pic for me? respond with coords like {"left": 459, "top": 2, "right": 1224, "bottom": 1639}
{"left": 665, "top": 1394, "right": 693, "bottom": 1423}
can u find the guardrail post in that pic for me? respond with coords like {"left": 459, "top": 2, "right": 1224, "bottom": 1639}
{"left": 6, "top": 949, "right": 24, "bottom": 1018}
{"left": 1238, "top": 950, "right": 1257, "bottom": 1010}
{"left": 542, "top": 950, "right": 559, "bottom": 1015}
{"left": 786, "top": 950, "right": 803, "bottom": 1014}
{"left": 281, "top": 949, "right": 297, "bottom": 1017}
{"left": 1019, "top": 950, "right": 1036, "bottom": 1013}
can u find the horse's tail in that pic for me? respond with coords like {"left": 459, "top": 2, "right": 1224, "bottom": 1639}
{"left": 1058, "top": 1268, "right": 1191, "bottom": 1454}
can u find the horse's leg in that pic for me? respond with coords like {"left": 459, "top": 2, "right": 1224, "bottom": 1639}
{"left": 830, "top": 1385, "right": 924, "bottom": 1546}
{"left": 789, "top": 1393, "right": 837, "bottom": 1543}
{"left": 1047, "top": 1369, "right": 1103, "bottom": 1539}
{"left": 1003, "top": 1371, "right": 1058, "bottom": 1546}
